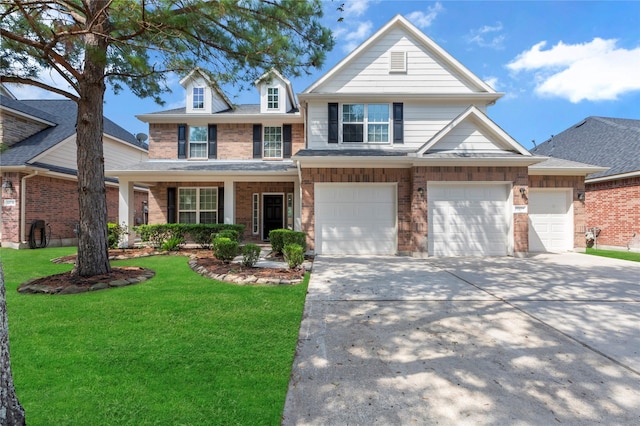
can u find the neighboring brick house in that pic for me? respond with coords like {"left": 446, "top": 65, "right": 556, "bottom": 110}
{"left": 0, "top": 89, "right": 149, "bottom": 248}
{"left": 532, "top": 117, "right": 639, "bottom": 252}
{"left": 108, "top": 15, "right": 603, "bottom": 256}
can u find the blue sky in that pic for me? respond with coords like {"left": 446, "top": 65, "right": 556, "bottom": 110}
{"left": 8, "top": 1, "right": 640, "bottom": 150}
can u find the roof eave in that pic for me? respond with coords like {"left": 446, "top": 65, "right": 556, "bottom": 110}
{"left": 136, "top": 112, "right": 303, "bottom": 124}
{"left": 585, "top": 169, "right": 640, "bottom": 183}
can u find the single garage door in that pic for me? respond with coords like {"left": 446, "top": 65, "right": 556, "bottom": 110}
{"left": 428, "top": 183, "right": 510, "bottom": 256}
{"left": 314, "top": 183, "right": 397, "bottom": 255}
{"left": 528, "top": 189, "right": 573, "bottom": 252}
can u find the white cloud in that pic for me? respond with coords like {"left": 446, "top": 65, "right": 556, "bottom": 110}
{"left": 507, "top": 38, "right": 640, "bottom": 102}
{"left": 484, "top": 76, "right": 499, "bottom": 91}
{"left": 342, "top": 0, "right": 375, "bottom": 18}
{"left": 467, "top": 21, "right": 505, "bottom": 49}
{"left": 335, "top": 20, "right": 374, "bottom": 53}
{"left": 406, "top": 2, "right": 443, "bottom": 29}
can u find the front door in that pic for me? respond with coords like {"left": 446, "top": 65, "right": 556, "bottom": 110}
{"left": 263, "top": 194, "right": 284, "bottom": 240}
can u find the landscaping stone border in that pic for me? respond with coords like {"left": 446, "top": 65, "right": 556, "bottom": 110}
{"left": 17, "top": 268, "right": 156, "bottom": 295}
{"left": 188, "top": 256, "right": 304, "bottom": 285}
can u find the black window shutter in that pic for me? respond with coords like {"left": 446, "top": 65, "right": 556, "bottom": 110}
{"left": 167, "top": 187, "right": 177, "bottom": 223}
{"left": 393, "top": 103, "right": 404, "bottom": 144}
{"left": 283, "top": 124, "right": 292, "bottom": 158}
{"left": 253, "top": 124, "right": 262, "bottom": 159}
{"left": 177, "top": 124, "right": 187, "bottom": 158}
{"left": 208, "top": 124, "right": 217, "bottom": 159}
{"left": 328, "top": 103, "right": 338, "bottom": 144}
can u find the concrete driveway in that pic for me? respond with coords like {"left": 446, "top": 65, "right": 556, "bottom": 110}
{"left": 282, "top": 253, "right": 640, "bottom": 425}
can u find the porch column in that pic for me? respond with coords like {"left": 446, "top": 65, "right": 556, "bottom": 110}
{"left": 118, "top": 179, "right": 135, "bottom": 248}
{"left": 294, "top": 176, "right": 302, "bottom": 231}
{"left": 223, "top": 180, "right": 235, "bottom": 224}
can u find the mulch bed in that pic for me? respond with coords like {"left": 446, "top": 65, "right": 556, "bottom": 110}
{"left": 18, "top": 248, "right": 308, "bottom": 295}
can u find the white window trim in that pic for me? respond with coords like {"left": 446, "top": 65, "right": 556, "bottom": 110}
{"left": 340, "top": 103, "right": 391, "bottom": 145}
{"left": 263, "top": 125, "right": 283, "bottom": 159}
{"left": 193, "top": 87, "right": 205, "bottom": 110}
{"left": 252, "top": 193, "right": 259, "bottom": 234}
{"left": 188, "top": 125, "right": 208, "bottom": 159}
{"left": 267, "top": 87, "right": 279, "bottom": 110}
{"left": 178, "top": 187, "right": 218, "bottom": 224}
{"left": 286, "top": 193, "right": 294, "bottom": 230}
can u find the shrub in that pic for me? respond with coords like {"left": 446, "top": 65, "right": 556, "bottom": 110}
{"left": 135, "top": 224, "right": 245, "bottom": 249}
{"left": 189, "top": 225, "right": 215, "bottom": 249}
{"left": 107, "top": 222, "right": 127, "bottom": 249}
{"left": 213, "top": 237, "right": 239, "bottom": 263}
{"left": 135, "top": 224, "right": 184, "bottom": 249}
{"left": 161, "top": 236, "right": 184, "bottom": 251}
{"left": 215, "top": 229, "right": 240, "bottom": 242}
{"left": 283, "top": 243, "right": 304, "bottom": 269}
{"left": 241, "top": 243, "right": 262, "bottom": 267}
{"left": 269, "top": 229, "right": 306, "bottom": 254}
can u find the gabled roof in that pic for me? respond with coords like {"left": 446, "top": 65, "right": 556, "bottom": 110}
{"left": 415, "top": 105, "right": 531, "bottom": 156}
{"left": 255, "top": 68, "right": 297, "bottom": 107}
{"left": 0, "top": 98, "right": 144, "bottom": 167}
{"left": 302, "top": 14, "right": 497, "bottom": 96}
{"left": 179, "top": 67, "right": 234, "bottom": 111}
{"left": 531, "top": 116, "right": 640, "bottom": 180}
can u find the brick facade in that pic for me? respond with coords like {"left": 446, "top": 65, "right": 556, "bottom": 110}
{"left": 148, "top": 122, "right": 304, "bottom": 160}
{"left": 1, "top": 172, "right": 147, "bottom": 248}
{"left": 586, "top": 177, "right": 640, "bottom": 250}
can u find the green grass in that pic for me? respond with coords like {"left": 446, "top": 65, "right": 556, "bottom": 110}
{"left": 585, "top": 247, "right": 640, "bottom": 262}
{"left": 1, "top": 247, "right": 309, "bottom": 425}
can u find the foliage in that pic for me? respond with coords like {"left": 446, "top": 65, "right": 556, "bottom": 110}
{"left": 135, "top": 224, "right": 244, "bottom": 249}
{"left": 241, "top": 244, "right": 262, "bottom": 267}
{"left": 269, "top": 229, "right": 307, "bottom": 254}
{"left": 214, "top": 229, "right": 240, "bottom": 243}
{"left": 0, "top": 0, "right": 334, "bottom": 277}
{"left": 161, "top": 236, "right": 184, "bottom": 251}
{"left": 585, "top": 248, "right": 640, "bottom": 262}
{"left": 283, "top": 243, "right": 305, "bottom": 269}
{"left": 106, "top": 223, "right": 128, "bottom": 249}
{"left": 213, "top": 237, "right": 239, "bottom": 263}
{"left": 1, "top": 247, "right": 309, "bottom": 425}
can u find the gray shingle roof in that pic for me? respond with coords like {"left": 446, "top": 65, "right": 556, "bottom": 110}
{"left": 531, "top": 116, "right": 640, "bottom": 179}
{"left": 145, "top": 104, "right": 298, "bottom": 115}
{"left": 107, "top": 160, "right": 296, "bottom": 173}
{"left": 0, "top": 98, "right": 144, "bottom": 167}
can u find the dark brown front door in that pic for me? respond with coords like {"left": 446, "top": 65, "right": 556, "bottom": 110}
{"left": 263, "top": 195, "right": 284, "bottom": 240}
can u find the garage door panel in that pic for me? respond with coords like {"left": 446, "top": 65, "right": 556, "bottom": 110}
{"left": 315, "top": 184, "right": 397, "bottom": 255}
{"left": 529, "top": 190, "right": 572, "bottom": 253}
{"left": 429, "top": 183, "right": 509, "bottom": 256}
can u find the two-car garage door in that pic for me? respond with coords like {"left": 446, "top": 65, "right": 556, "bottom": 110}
{"left": 314, "top": 184, "right": 397, "bottom": 255}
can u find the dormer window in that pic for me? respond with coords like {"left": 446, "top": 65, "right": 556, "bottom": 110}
{"left": 193, "top": 87, "right": 205, "bottom": 109}
{"left": 267, "top": 87, "right": 279, "bottom": 110}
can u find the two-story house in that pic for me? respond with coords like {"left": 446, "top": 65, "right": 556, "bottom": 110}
{"left": 108, "top": 15, "right": 604, "bottom": 256}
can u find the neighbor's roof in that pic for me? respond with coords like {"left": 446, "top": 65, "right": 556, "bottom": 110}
{"left": 0, "top": 98, "right": 144, "bottom": 167}
{"left": 531, "top": 116, "right": 640, "bottom": 180}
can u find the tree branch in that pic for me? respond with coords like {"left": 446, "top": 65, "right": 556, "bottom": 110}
{"left": 0, "top": 76, "right": 79, "bottom": 101}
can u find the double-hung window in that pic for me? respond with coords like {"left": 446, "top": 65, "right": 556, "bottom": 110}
{"left": 193, "top": 87, "right": 204, "bottom": 109}
{"left": 263, "top": 126, "right": 282, "bottom": 158}
{"left": 189, "top": 126, "right": 208, "bottom": 159}
{"left": 267, "top": 87, "right": 279, "bottom": 110}
{"left": 178, "top": 187, "right": 217, "bottom": 224}
{"left": 342, "top": 104, "right": 390, "bottom": 143}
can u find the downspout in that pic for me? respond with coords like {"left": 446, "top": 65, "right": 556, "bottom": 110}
{"left": 20, "top": 171, "right": 39, "bottom": 244}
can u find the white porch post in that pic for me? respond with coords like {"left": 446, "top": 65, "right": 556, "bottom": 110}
{"left": 118, "top": 179, "right": 135, "bottom": 248}
{"left": 223, "top": 180, "right": 235, "bottom": 224}
{"left": 294, "top": 176, "right": 302, "bottom": 231}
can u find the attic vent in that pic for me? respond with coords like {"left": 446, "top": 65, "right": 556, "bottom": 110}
{"left": 390, "top": 51, "right": 406, "bottom": 73}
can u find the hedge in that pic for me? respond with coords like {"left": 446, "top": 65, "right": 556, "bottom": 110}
{"left": 135, "top": 223, "right": 245, "bottom": 249}
{"left": 269, "top": 229, "right": 307, "bottom": 254}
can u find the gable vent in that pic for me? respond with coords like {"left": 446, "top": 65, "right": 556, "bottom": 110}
{"left": 390, "top": 51, "right": 406, "bottom": 73}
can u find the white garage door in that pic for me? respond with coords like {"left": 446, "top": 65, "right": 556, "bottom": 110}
{"left": 529, "top": 189, "right": 573, "bottom": 252}
{"left": 428, "top": 183, "right": 510, "bottom": 256}
{"left": 314, "top": 184, "right": 397, "bottom": 255}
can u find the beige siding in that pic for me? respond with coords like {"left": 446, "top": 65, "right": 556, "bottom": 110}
{"left": 431, "top": 121, "right": 508, "bottom": 153}
{"left": 316, "top": 28, "right": 476, "bottom": 94}
{"left": 39, "top": 137, "right": 148, "bottom": 170}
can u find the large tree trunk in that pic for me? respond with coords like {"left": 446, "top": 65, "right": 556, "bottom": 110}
{"left": 0, "top": 264, "right": 26, "bottom": 426}
{"left": 72, "top": 1, "right": 111, "bottom": 277}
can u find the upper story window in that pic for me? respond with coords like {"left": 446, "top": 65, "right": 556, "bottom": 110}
{"left": 267, "top": 87, "right": 279, "bottom": 110}
{"left": 188, "top": 126, "right": 208, "bottom": 158}
{"left": 263, "top": 126, "right": 283, "bottom": 158}
{"left": 342, "top": 104, "right": 389, "bottom": 143}
{"left": 193, "top": 87, "right": 205, "bottom": 109}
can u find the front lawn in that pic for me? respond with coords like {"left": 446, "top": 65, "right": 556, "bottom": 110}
{"left": 1, "top": 247, "right": 309, "bottom": 425}
{"left": 585, "top": 247, "right": 640, "bottom": 262}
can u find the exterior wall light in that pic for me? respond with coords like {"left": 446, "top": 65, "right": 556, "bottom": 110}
{"left": 2, "top": 179, "right": 14, "bottom": 194}
{"left": 417, "top": 187, "right": 424, "bottom": 197}
{"left": 577, "top": 190, "right": 585, "bottom": 201}
{"left": 519, "top": 186, "right": 527, "bottom": 197}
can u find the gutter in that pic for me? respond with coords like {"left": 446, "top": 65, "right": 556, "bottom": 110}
{"left": 20, "top": 171, "right": 39, "bottom": 243}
